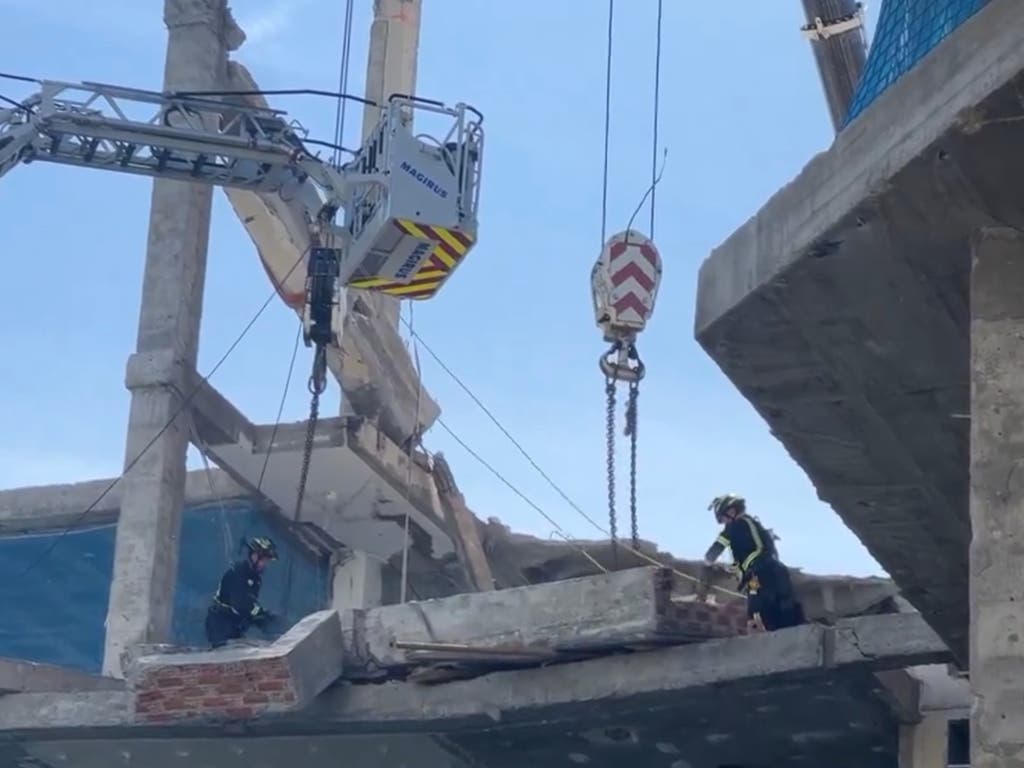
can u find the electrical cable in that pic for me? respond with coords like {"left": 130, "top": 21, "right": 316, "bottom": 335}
{"left": 404, "top": 319, "right": 742, "bottom": 597}
{"left": 11, "top": 247, "right": 311, "bottom": 580}
{"left": 0, "top": 92, "right": 33, "bottom": 113}
{"left": 332, "top": 0, "right": 356, "bottom": 167}
{"left": 650, "top": 0, "right": 664, "bottom": 237}
{"left": 255, "top": 322, "right": 303, "bottom": 494}
{"left": 599, "top": 0, "right": 615, "bottom": 248}
{"left": 434, "top": 416, "right": 608, "bottom": 574}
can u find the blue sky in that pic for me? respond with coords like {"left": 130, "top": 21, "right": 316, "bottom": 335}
{"left": 0, "top": 1, "right": 884, "bottom": 577}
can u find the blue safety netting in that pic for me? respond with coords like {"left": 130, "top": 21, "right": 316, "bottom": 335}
{"left": 0, "top": 501, "right": 329, "bottom": 673}
{"left": 845, "top": 0, "right": 991, "bottom": 124}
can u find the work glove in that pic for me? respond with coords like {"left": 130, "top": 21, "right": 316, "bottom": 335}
{"left": 252, "top": 608, "right": 277, "bottom": 626}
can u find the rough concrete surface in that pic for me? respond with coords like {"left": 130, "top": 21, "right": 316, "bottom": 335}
{"left": 103, "top": 0, "right": 239, "bottom": 678}
{"left": 695, "top": 0, "right": 1024, "bottom": 660}
{"left": 0, "top": 659, "right": 122, "bottom": 694}
{"left": 0, "top": 469, "right": 246, "bottom": 534}
{"left": 0, "top": 614, "right": 952, "bottom": 767}
{"left": 969, "top": 228, "right": 1024, "bottom": 766}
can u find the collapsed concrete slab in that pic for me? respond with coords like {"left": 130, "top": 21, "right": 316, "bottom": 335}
{"left": 694, "top": 0, "right": 1024, "bottom": 661}
{"left": 187, "top": 370, "right": 452, "bottom": 563}
{"left": 127, "top": 610, "right": 343, "bottom": 723}
{"left": 343, "top": 567, "right": 748, "bottom": 679}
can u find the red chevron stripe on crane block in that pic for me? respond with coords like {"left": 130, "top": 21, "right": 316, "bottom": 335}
{"left": 601, "top": 230, "right": 662, "bottom": 333}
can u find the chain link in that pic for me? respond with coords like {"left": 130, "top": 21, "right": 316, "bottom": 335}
{"left": 626, "top": 378, "right": 639, "bottom": 548}
{"left": 605, "top": 377, "right": 617, "bottom": 567}
{"left": 295, "top": 345, "right": 328, "bottom": 523}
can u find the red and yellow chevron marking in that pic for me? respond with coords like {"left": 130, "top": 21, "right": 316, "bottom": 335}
{"left": 348, "top": 219, "right": 475, "bottom": 299}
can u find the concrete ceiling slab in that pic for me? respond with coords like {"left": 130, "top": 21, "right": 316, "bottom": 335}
{"left": 694, "top": 0, "right": 1024, "bottom": 661}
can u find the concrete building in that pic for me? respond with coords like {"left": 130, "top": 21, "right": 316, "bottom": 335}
{"left": 0, "top": 0, "right": 1004, "bottom": 765}
{"left": 697, "top": 0, "right": 1024, "bottom": 763}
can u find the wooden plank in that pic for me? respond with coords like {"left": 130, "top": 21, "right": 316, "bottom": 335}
{"left": 432, "top": 453, "right": 494, "bottom": 592}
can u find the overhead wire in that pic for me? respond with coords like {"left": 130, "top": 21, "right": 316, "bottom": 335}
{"left": 11, "top": 246, "right": 311, "bottom": 581}
{"left": 650, "top": 0, "right": 664, "bottom": 237}
{"left": 599, "top": 0, "right": 615, "bottom": 248}
{"left": 403, "top": 318, "right": 741, "bottom": 598}
{"left": 434, "top": 416, "right": 607, "bottom": 574}
{"left": 332, "top": 0, "right": 356, "bottom": 167}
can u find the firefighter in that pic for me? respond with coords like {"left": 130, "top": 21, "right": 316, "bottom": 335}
{"left": 697, "top": 494, "right": 805, "bottom": 632}
{"left": 205, "top": 536, "right": 279, "bottom": 648}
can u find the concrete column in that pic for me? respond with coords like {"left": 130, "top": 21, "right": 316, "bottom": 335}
{"left": 969, "top": 227, "right": 1024, "bottom": 766}
{"left": 898, "top": 713, "right": 948, "bottom": 767}
{"left": 331, "top": 551, "right": 384, "bottom": 610}
{"left": 102, "top": 0, "right": 242, "bottom": 677}
{"left": 800, "top": 0, "right": 868, "bottom": 132}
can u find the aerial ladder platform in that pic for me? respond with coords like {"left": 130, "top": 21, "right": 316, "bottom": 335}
{"left": 0, "top": 79, "right": 484, "bottom": 351}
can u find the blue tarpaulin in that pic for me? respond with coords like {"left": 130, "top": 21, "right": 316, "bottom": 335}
{"left": 845, "top": 0, "right": 991, "bottom": 124}
{"left": 0, "top": 501, "right": 329, "bottom": 673}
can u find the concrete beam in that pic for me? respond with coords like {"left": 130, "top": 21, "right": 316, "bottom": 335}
{"left": 343, "top": 567, "right": 747, "bottom": 677}
{"left": 432, "top": 453, "right": 493, "bottom": 592}
{"left": 0, "top": 470, "right": 248, "bottom": 535}
{"left": 969, "top": 227, "right": 1024, "bottom": 766}
{"left": 0, "top": 612, "right": 951, "bottom": 739}
{"left": 0, "top": 659, "right": 122, "bottom": 695}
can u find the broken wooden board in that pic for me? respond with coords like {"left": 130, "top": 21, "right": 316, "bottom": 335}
{"left": 341, "top": 566, "right": 749, "bottom": 679}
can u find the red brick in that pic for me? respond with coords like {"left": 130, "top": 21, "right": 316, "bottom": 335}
{"left": 139, "top": 711, "right": 178, "bottom": 724}
{"left": 217, "top": 682, "right": 247, "bottom": 695}
{"left": 134, "top": 699, "right": 164, "bottom": 714}
{"left": 224, "top": 707, "right": 255, "bottom": 720}
{"left": 256, "top": 680, "right": 287, "bottom": 693}
{"left": 177, "top": 685, "right": 212, "bottom": 699}
{"left": 201, "top": 696, "right": 236, "bottom": 708}
{"left": 161, "top": 697, "right": 189, "bottom": 712}
{"left": 135, "top": 690, "right": 166, "bottom": 704}
{"left": 242, "top": 693, "right": 270, "bottom": 705}
{"left": 268, "top": 665, "right": 292, "bottom": 680}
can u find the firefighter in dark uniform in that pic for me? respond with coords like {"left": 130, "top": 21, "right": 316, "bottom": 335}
{"left": 698, "top": 494, "right": 805, "bottom": 632}
{"left": 205, "top": 536, "right": 279, "bottom": 648}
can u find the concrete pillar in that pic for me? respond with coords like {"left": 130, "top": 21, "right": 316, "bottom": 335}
{"left": 102, "top": 0, "right": 242, "bottom": 677}
{"left": 332, "top": 551, "right": 384, "bottom": 610}
{"left": 969, "top": 227, "right": 1024, "bottom": 766}
{"left": 898, "top": 713, "right": 948, "bottom": 767}
{"left": 800, "top": 0, "right": 868, "bottom": 132}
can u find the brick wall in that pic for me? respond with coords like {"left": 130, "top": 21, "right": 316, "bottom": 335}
{"left": 665, "top": 599, "right": 750, "bottom": 639}
{"left": 132, "top": 656, "right": 299, "bottom": 724}
{"left": 128, "top": 609, "right": 344, "bottom": 724}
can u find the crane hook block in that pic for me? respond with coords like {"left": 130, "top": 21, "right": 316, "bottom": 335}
{"left": 591, "top": 229, "right": 662, "bottom": 344}
{"left": 302, "top": 247, "right": 344, "bottom": 349}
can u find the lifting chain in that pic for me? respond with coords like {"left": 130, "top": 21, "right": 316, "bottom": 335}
{"left": 295, "top": 344, "right": 328, "bottom": 522}
{"left": 601, "top": 340, "right": 644, "bottom": 565}
{"left": 605, "top": 377, "right": 617, "bottom": 567}
{"left": 625, "top": 377, "right": 639, "bottom": 548}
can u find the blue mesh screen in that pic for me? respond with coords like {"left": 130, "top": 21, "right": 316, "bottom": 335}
{"left": 0, "top": 500, "right": 329, "bottom": 673}
{"left": 845, "top": 0, "right": 991, "bottom": 124}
